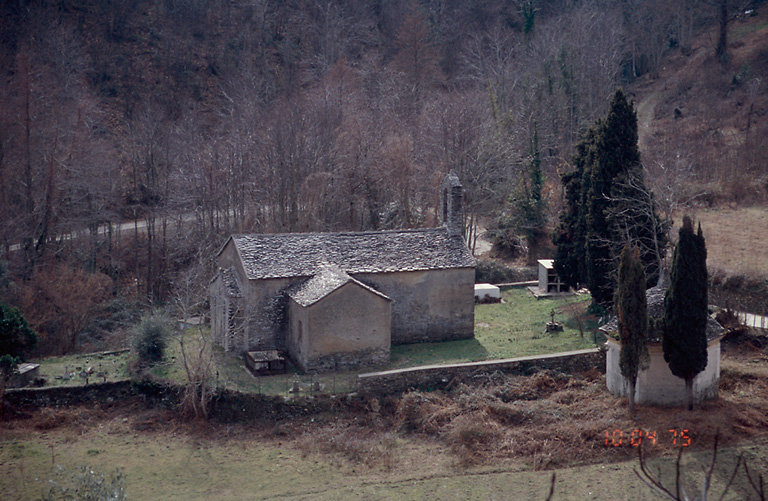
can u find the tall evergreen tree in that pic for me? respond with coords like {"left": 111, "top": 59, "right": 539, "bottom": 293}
{"left": 663, "top": 216, "right": 708, "bottom": 411}
{"left": 553, "top": 89, "right": 667, "bottom": 306}
{"left": 616, "top": 244, "right": 648, "bottom": 416}
{"left": 525, "top": 124, "right": 544, "bottom": 230}
{"left": 553, "top": 127, "right": 593, "bottom": 289}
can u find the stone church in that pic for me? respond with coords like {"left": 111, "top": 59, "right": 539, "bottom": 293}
{"left": 210, "top": 173, "right": 476, "bottom": 372}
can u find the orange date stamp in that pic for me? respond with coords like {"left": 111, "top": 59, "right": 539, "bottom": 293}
{"left": 604, "top": 429, "right": 691, "bottom": 447}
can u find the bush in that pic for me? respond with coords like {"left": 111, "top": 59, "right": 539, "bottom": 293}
{"left": 42, "top": 464, "right": 126, "bottom": 501}
{"left": 475, "top": 259, "right": 536, "bottom": 284}
{"left": 0, "top": 302, "right": 37, "bottom": 360}
{"left": 132, "top": 313, "right": 172, "bottom": 364}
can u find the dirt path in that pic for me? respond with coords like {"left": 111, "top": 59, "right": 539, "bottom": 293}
{"left": 635, "top": 87, "right": 662, "bottom": 153}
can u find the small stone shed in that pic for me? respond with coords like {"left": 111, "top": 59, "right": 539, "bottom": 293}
{"left": 210, "top": 173, "right": 476, "bottom": 372}
{"left": 474, "top": 283, "right": 500, "bottom": 302}
{"left": 602, "top": 286, "right": 725, "bottom": 406}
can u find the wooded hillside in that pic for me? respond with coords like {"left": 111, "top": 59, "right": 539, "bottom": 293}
{"left": 1, "top": 0, "right": 766, "bottom": 355}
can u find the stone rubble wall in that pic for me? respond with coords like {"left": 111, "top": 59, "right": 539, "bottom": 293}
{"left": 5, "top": 349, "right": 604, "bottom": 419}
{"left": 5, "top": 380, "right": 136, "bottom": 408}
{"left": 357, "top": 348, "right": 604, "bottom": 395}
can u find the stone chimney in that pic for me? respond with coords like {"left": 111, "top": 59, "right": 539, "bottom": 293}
{"left": 440, "top": 171, "right": 463, "bottom": 235}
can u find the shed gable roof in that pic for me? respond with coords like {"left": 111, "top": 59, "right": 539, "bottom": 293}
{"left": 224, "top": 226, "right": 475, "bottom": 280}
{"left": 287, "top": 265, "right": 391, "bottom": 307}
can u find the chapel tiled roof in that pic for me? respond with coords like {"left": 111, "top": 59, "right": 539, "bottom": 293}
{"left": 287, "top": 265, "right": 391, "bottom": 307}
{"left": 225, "top": 226, "right": 476, "bottom": 280}
{"left": 601, "top": 285, "right": 724, "bottom": 343}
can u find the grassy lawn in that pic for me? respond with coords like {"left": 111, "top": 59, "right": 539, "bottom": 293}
{"left": 390, "top": 287, "right": 600, "bottom": 368}
{"left": 24, "top": 287, "right": 602, "bottom": 396}
{"left": 30, "top": 349, "right": 131, "bottom": 387}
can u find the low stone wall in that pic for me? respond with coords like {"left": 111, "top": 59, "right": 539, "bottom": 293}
{"left": 357, "top": 348, "right": 604, "bottom": 395}
{"left": 3, "top": 378, "right": 359, "bottom": 421}
{"left": 5, "top": 380, "right": 136, "bottom": 408}
{"left": 5, "top": 349, "right": 605, "bottom": 419}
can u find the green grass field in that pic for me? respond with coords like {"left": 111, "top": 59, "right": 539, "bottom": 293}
{"left": 26, "top": 287, "right": 602, "bottom": 396}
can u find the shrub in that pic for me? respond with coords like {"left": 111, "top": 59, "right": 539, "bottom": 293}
{"left": 42, "top": 464, "right": 125, "bottom": 501}
{"left": 132, "top": 312, "right": 172, "bottom": 364}
{"left": 475, "top": 259, "right": 536, "bottom": 284}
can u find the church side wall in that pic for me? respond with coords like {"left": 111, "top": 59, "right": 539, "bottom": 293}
{"left": 354, "top": 268, "right": 475, "bottom": 344}
{"left": 209, "top": 272, "right": 243, "bottom": 352}
{"left": 209, "top": 274, "right": 226, "bottom": 349}
{"left": 286, "top": 300, "right": 309, "bottom": 367}
{"left": 241, "top": 277, "right": 293, "bottom": 352}
{"left": 216, "top": 240, "right": 248, "bottom": 280}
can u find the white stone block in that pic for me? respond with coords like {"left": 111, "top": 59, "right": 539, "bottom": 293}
{"left": 474, "top": 283, "right": 500, "bottom": 300}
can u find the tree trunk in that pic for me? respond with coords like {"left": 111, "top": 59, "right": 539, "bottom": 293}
{"left": 628, "top": 377, "right": 636, "bottom": 416}
{"left": 685, "top": 377, "right": 694, "bottom": 411}
{"left": 716, "top": 0, "right": 728, "bottom": 64}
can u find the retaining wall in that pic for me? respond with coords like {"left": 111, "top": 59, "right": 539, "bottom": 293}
{"left": 5, "top": 349, "right": 605, "bottom": 419}
{"left": 5, "top": 380, "right": 136, "bottom": 408}
{"left": 3, "top": 378, "right": 356, "bottom": 421}
{"left": 357, "top": 348, "right": 604, "bottom": 395}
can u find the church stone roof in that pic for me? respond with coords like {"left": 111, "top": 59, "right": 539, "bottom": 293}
{"left": 287, "top": 265, "right": 391, "bottom": 307}
{"left": 601, "top": 285, "right": 724, "bottom": 343}
{"left": 225, "top": 226, "right": 475, "bottom": 280}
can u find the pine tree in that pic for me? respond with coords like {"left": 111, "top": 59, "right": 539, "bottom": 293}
{"left": 0, "top": 302, "right": 37, "bottom": 361}
{"left": 616, "top": 244, "right": 648, "bottom": 416}
{"left": 553, "top": 89, "right": 667, "bottom": 307}
{"left": 663, "top": 216, "right": 708, "bottom": 411}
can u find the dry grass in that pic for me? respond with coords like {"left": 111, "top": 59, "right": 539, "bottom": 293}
{"left": 3, "top": 344, "right": 768, "bottom": 499}
{"left": 380, "top": 343, "right": 768, "bottom": 471}
{"left": 634, "top": 16, "right": 768, "bottom": 208}
{"left": 681, "top": 206, "right": 768, "bottom": 277}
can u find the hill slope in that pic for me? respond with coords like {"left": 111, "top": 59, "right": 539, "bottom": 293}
{"left": 632, "top": 13, "right": 768, "bottom": 206}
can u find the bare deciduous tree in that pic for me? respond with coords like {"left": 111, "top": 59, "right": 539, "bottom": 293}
{"left": 636, "top": 434, "right": 766, "bottom": 500}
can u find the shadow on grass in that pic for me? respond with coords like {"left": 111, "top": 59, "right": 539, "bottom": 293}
{"left": 388, "top": 338, "right": 489, "bottom": 368}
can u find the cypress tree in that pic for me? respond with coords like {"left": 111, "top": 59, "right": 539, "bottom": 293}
{"left": 553, "top": 89, "right": 667, "bottom": 307}
{"left": 584, "top": 90, "right": 640, "bottom": 305}
{"left": 663, "top": 216, "right": 708, "bottom": 410}
{"left": 616, "top": 244, "right": 648, "bottom": 415}
{"left": 526, "top": 124, "right": 543, "bottom": 229}
{"left": 553, "top": 127, "right": 594, "bottom": 290}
